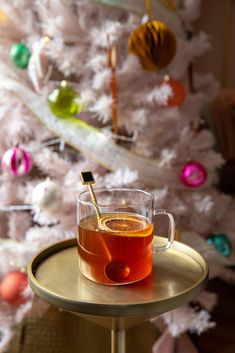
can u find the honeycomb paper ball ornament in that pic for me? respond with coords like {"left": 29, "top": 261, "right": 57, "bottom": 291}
{"left": 160, "top": 78, "right": 186, "bottom": 107}
{"left": 1, "top": 146, "right": 32, "bottom": 176}
{"left": 10, "top": 43, "right": 31, "bottom": 69}
{"left": 180, "top": 161, "right": 207, "bottom": 187}
{"left": 32, "top": 178, "right": 62, "bottom": 212}
{"left": 128, "top": 21, "right": 177, "bottom": 71}
{"left": 48, "top": 81, "right": 84, "bottom": 119}
{"left": 0, "top": 271, "right": 28, "bottom": 306}
{"left": 207, "top": 233, "right": 232, "bottom": 257}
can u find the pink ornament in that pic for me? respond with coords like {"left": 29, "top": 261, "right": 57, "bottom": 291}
{"left": 1, "top": 146, "right": 32, "bottom": 176}
{"left": 180, "top": 161, "right": 207, "bottom": 187}
{"left": 0, "top": 271, "right": 28, "bottom": 306}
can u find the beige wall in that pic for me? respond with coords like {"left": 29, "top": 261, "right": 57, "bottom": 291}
{"left": 194, "top": 0, "right": 235, "bottom": 88}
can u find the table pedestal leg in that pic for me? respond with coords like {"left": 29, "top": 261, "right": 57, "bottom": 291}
{"left": 72, "top": 312, "right": 148, "bottom": 353}
{"left": 111, "top": 329, "right": 126, "bottom": 353}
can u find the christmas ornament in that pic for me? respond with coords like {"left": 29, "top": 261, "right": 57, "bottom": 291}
{"left": 207, "top": 233, "right": 232, "bottom": 257}
{"left": 180, "top": 161, "right": 207, "bottom": 187}
{"left": 28, "top": 36, "right": 52, "bottom": 93}
{"left": 0, "top": 271, "right": 28, "bottom": 306}
{"left": 10, "top": 43, "right": 31, "bottom": 69}
{"left": 128, "top": 20, "right": 176, "bottom": 71}
{"left": 32, "top": 178, "right": 62, "bottom": 212}
{"left": 8, "top": 78, "right": 187, "bottom": 188}
{"left": 48, "top": 81, "right": 83, "bottom": 119}
{"left": 160, "top": 77, "right": 186, "bottom": 107}
{"left": 1, "top": 146, "right": 32, "bottom": 176}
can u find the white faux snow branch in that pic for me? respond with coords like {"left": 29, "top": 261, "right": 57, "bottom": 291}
{"left": 0, "top": 64, "right": 213, "bottom": 190}
{"left": 1, "top": 79, "right": 184, "bottom": 189}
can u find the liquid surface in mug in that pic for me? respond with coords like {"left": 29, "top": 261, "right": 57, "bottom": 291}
{"left": 77, "top": 213, "right": 154, "bottom": 285}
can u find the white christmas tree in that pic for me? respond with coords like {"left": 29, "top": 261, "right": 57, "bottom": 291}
{"left": 0, "top": 0, "right": 235, "bottom": 352}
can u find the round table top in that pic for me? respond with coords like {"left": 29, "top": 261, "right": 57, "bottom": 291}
{"left": 28, "top": 237, "right": 208, "bottom": 318}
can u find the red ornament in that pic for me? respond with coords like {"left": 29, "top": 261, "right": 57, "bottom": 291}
{"left": 180, "top": 161, "right": 207, "bottom": 187}
{"left": 0, "top": 271, "right": 28, "bottom": 306}
{"left": 1, "top": 146, "right": 32, "bottom": 176}
{"left": 160, "top": 78, "right": 186, "bottom": 107}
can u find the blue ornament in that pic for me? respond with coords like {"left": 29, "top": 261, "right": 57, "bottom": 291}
{"left": 207, "top": 233, "right": 232, "bottom": 257}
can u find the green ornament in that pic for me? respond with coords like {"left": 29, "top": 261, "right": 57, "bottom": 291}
{"left": 48, "top": 81, "right": 83, "bottom": 119}
{"left": 207, "top": 233, "right": 232, "bottom": 257}
{"left": 10, "top": 43, "right": 31, "bottom": 69}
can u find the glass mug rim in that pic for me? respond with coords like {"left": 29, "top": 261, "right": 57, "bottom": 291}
{"left": 77, "top": 187, "right": 154, "bottom": 208}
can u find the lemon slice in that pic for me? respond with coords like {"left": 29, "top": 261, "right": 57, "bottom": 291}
{"left": 99, "top": 213, "right": 150, "bottom": 235}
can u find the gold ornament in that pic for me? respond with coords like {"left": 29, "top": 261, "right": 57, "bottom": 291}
{"left": 128, "top": 20, "right": 177, "bottom": 71}
{"left": 0, "top": 9, "right": 7, "bottom": 22}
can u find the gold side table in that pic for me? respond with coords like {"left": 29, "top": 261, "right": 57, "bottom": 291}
{"left": 28, "top": 238, "right": 208, "bottom": 353}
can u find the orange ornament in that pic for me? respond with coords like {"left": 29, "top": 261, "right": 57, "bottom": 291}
{"left": 0, "top": 271, "right": 28, "bottom": 306}
{"left": 161, "top": 78, "right": 186, "bottom": 107}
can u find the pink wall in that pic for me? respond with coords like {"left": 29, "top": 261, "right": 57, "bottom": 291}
{"left": 194, "top": 0, "right": 235, "bottom": 88}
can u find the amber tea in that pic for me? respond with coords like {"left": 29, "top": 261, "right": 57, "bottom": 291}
{"left": 77, "top": 213, "right": 154, "bottom": 285}
{"left": 77, "top": 187, "right": 175, "bottom": 285}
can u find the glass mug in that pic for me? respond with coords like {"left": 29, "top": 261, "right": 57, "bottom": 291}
{"left": 77, "top": 188, "right": 175, "bottom": 285}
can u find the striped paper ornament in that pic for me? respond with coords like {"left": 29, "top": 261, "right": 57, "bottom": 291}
{"left": 1, "top": 146, "right": 32, "bottom": 176}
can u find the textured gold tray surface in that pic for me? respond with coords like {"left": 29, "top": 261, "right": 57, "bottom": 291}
{"left": 28, "top": 238, "right": 208, "bottom": 318}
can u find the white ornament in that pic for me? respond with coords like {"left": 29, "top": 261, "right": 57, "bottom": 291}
{"left": 28, "top": 37, "right": 52, "bottom": 93}
{"left": 32, "top": 178, "right": 62, "bottom": 212}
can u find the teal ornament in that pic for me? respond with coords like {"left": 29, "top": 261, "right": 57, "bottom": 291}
{"left": 207, "top": 233, "right": 232, "bottom": 257}
{"left": 48, "top": 81, "right": 83, "bottom": 119}
{"left": 10, "top": 43, "right": 31, "bottom": 69}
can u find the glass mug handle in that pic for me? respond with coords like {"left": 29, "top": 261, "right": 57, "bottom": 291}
{"left": 153, "top": 210, "right": 175, "bottom": 252}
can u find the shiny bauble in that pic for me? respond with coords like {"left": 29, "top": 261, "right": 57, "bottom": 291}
{"left": 10, "top": 43, "right": 31, "bottom": 69}
{"left": 1, "top": 146, "right": 32, "bottom": 176}
{"left": 0, "top": 271, "right": 28, "bottom": 306}
{"left": 32, "top": 178, "right": 62, "bottom": 212}
{"left": 180, "top": 161, "right": 207, "bottom": 187}
{"left": 128, "top": 20, "right": 176, "bottom": 71}
{"left": 160, "top": 78, "right": 186, "bottom": 107}
{"left": 48, "top": 81, "right": 83, "bottom": 119}
{"left": 207, "top": 233, "right": 232, "bottom": 257}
